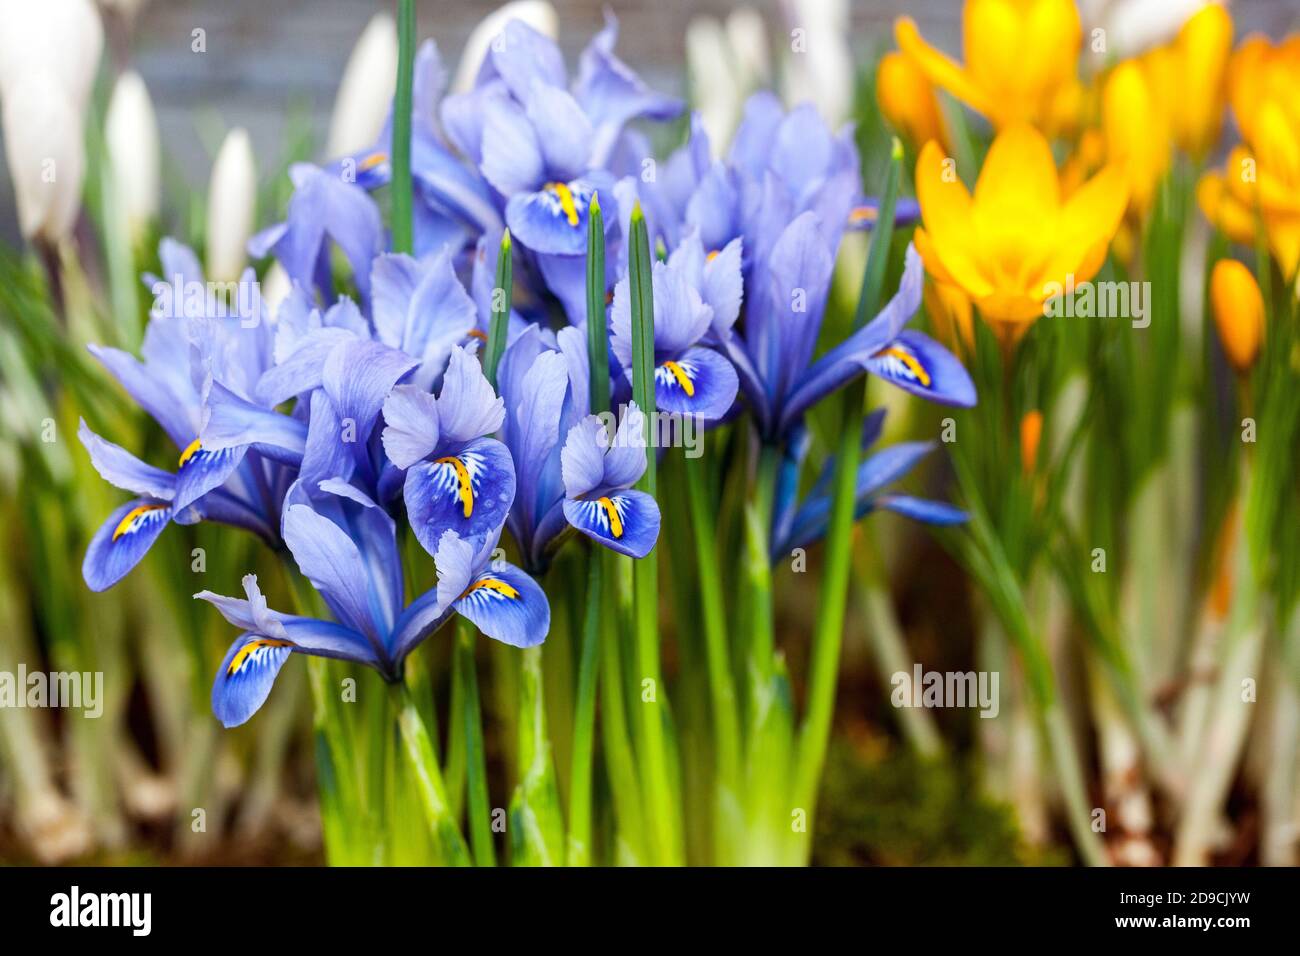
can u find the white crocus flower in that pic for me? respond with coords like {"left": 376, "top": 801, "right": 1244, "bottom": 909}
{"left": 326, "top": 12, "right": 398, "bottom": 160}
{"left": 780, "top": 0, "right": 852, "bottom": 126}
{"left": 206, "top": 128, "right": 257, "bottom": 283}
{"left": 452, "top": 1, "right": 558, "bottom": 94}
{"left": 726, "top": 8, "right": 770, "bottom": 91}
{"left": 0, "top": 0, "right": 103, "bottom": 244}
{"left": 1080, "top": 0, "right": 1213, "bottom": 58}
{"left": 687, "top": 7, "right": 771, "bottom": 154}
{"left": 686, "top": 16, "right": 740, "bottom": 152}
{"left": 0, "top": 0, "right": 103, "bottom": 110}
{"left": 105, "top": 70, "right": 160, "bottom": 241}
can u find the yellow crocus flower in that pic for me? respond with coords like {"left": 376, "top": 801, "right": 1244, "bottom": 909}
{"left": 1198, "top": 34, "right": 1300, "bottom": 278}
{"left": 1209, "top": 259, "right": 1264, "bottom": 375}
{"left": 923, "top": 278, "right": 974, "bottom": 352}
{"left": 1168, "top": 3, "right": 1233, "bottom": 159}
{"left": 876, "top": 51, "right": 951, "bottom": 154}
{"left": 913, "top": 124, "right": 1128, "bottom": 325}
{"left": 1102, "top": 59, "right": 1171, "bottom": 220}
{"left": 895, "top": 0, "right": 1082, "bottom": 134}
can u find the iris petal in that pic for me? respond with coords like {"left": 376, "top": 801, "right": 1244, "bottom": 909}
{"left": 174, "top": 441, "right": 249, "bottom": 513}
{"left": 211, "top": 633, "right": 294, "bottom": 728}
{"left": 865, "top": 330, "right": 976, "bottom": 407}
{"left": 878, "top": 494, "right": 969, "bottom": 525}
{"left": 83, "top": 499, "right": 172, "bottom": 592}
{"left": 78, "top": 421, "right": 177, "bottom": 501}
{"left": 405, "top": 437, "right": 516, "bottom": 554}
{"left": 506, "top": 181, "right": 597, "bottom": 256}
{"left": 453, "top": 563, "right": 550, "bottom": 649}
{"left": 563, "top": 489, "right": 660, "bottom": 558}
{"left": 653, "top": 346, "right": 738, "bottom": 422}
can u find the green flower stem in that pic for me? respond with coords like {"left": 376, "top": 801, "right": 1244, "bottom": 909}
{"left": 484, "top": 230, "right": 512, "bottom": 386}
{"left": 396, "top": 683, "right": 472, "bottom": 866}
{"left": 510, "top": 645, "right": 566, "bottom": 865}
{"left": 857, "top": 566, "right": 944, "bottom": 758}
{"left": 568, "top": 195, "right": 609, "bottom": 865}
{"left": 744, "top": 444, "right": 780, "bottom": 678}
{"left": 628, "top": 202, "right": 680, "bottom": 864}
{"left": 792, "top": 140, "right": 903, "bottom": 820}
{"left": 281, "top": 557, "right": 358, "bottom": 863}
{"left": 390, "top": 0, "right": 416, "bottom": 255}
{"left": 586, "top": 192, "right": 610, "bottom": 412}
{"left": 567, "top": 552, "right": 604, "bottom": 865}
{"left": 456, "top": 621, "right": 496, "bottom": 866}
{"left": 443, "top": 641, "right": 467, "bottom": 820}
{"left": 597, "top": 570, "right": 646, "bottom": 861}
{"left": 684, "top": 452, "right": 742, "bottom": 790}
{"left": 954, "top": 468, "right": 1109, "bottom": 866}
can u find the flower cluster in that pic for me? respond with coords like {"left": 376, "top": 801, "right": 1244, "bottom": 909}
{"left": 80, "top": 14, "right": 974, "bottom": 728}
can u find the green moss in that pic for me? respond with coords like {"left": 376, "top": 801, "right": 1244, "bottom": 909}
{"left": 812, "top": 743, "right": 1066, "bottom": 867}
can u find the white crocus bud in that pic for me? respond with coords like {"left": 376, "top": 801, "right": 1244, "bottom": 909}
{"left": 326, "top": 12, "right": 398, "bottom": 159}
{"left": 686, "top": 16, "right": 743, "bottom": 154}
{"left": 105, "top": 70, "right": 160, "bottom": 241}
{"left": 2, "top": 73, "right": 87, "bottom": 243}
{"left": 206, "top": 128, "right": 257, "bottom": 283}
{"left": 780, "top": 0, "right": 852, "bottom": 126}
{"left": 259, "top": 262, "right": 292, "bottom": 322}
{"left": 0, "top": 0, "right": 104, "bottom": 110}
{"left": 452, "top": 1, "right": 558, "bottom": 94}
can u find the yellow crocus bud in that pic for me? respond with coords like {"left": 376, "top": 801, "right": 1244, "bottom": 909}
{"left": 1209, "top": 259, "right": 1264, "bottom": 374}
{"left": 876, "top": 52, "right": 949, "bottom": 152}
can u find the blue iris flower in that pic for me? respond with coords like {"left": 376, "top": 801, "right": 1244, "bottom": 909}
{"left": 437, "top": 15, "right": 680, "bottom": 318}
{"left": 618, "top": 96, "right": 969, "bottom": 442}
{"left": 608, "top": 229, "right": 742, "bottom": 423}
{"left": 197, "top": 479, "right": 548, "bottom": 728}
{"left": 201, "top": 249, "right": 499, "bottom": 500}
{"left": 81, "top": 239, "right": 294, "bottom": 591}
{"left": 727, "top": 237, "right": 977, "bottom": 442}
{"left": 250, "top": 41, "right": 499, "bottom": 303}
{"left": 559, "top": 402, "right": 661, "bottom": 559}
{"left": 248, "top": 162, "right": 386, "bottom": 304}
{"left": 324, "top": 40, "right": 503, "bottom": 255}
{"left": 489, "top": 322, "right": 661, "bottom": 571}
{"left": 381, "top": 345, "right": 517, "bottom": 556}
{"left": 770, "top": 409, "right": 968, "bottom": 559}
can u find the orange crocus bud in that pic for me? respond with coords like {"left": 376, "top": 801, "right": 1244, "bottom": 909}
{"left": 1209, "top": 259, "right": 1265, "bottom": 375}
{"left": 876, "top": 51, "right": 949, "bottom": 152}
{"left": 1020, "top": 410, "right": 1043, "bottom": 476}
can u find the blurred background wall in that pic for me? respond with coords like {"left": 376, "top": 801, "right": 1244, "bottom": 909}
{"left": 0, "top": 0, "right": 1296, "bottom": 245}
